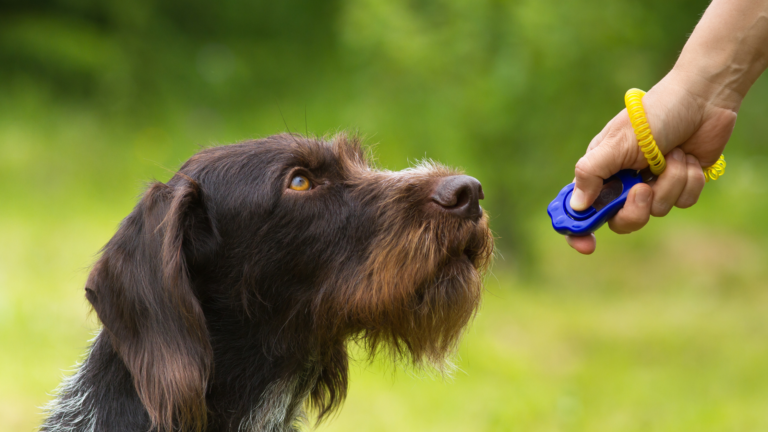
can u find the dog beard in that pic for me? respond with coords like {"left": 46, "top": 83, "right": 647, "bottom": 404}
{"left": 331, "top": 211, "right": 494, "bottom": 371}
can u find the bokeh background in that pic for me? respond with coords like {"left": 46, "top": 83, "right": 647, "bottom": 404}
{"left": 2, "top": 0, "right": 768, "bottom": 430}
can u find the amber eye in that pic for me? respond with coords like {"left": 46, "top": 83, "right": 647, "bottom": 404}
{"left": 289, "top": 175, "right": 311, "bottom": 191}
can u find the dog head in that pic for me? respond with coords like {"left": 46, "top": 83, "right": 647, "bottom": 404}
{"left": 84, "top": 133, "right": 493, "bottom": 431}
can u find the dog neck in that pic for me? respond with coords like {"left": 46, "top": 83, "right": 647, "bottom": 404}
{"left": 230, "top": 367, "right": 319, "bottom": 432}
{"left": 41, "top": 329, "right": 329, "bottom": 432}
{"left": 41, "top": 331, "right": 151, "bottom": 431}
{"left": 203, "top": 304, "right": 331, "bottom": 432}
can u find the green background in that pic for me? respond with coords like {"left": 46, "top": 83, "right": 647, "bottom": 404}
{"left": 2, "top": 0, "right": 768, "bottom": 430}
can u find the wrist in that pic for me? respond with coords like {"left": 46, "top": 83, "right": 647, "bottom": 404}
{"left": 671, "top": 0, "right": 768, "bottom": 110}
{"left": 671, "top": 58, "right": 746, "bottom": 112}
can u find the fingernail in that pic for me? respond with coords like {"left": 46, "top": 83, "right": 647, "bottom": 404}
{"left": 636, "top": 187, "right": 651, "bottom": 205}
{"left": 570, "top": 189, "right": 587, "bottom": 210}
{"left": 685, "top": 154, "right": 698, "bottom": 165}
{"left": 671, "top": 149, "right": 683, "bottom": 161}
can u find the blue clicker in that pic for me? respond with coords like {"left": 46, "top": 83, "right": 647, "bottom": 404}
{"left": 547, "top": 169, "right": 643, "bottom": 236}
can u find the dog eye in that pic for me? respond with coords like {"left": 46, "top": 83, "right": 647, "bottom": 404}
{"left": 289, "top": 175, "right": 311, "bottom": 191}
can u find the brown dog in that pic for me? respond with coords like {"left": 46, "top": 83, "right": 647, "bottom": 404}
{"left": 41, "top": 133, "right": 493, "bottom": 432}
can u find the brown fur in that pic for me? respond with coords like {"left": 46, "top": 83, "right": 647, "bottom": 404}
{"left": 43, "top": 133, "right": 493, "bottom": 432}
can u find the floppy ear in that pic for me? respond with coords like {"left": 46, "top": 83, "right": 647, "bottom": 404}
{"left": 85, "top": 179, "right": 218, "bottom": 432}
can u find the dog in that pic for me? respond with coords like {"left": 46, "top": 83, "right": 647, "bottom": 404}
{"left": 41, "top": 133, "right": 493, "bottom": 432}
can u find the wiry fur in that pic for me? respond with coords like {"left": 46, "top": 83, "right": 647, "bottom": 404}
{"left": 41, "top": 133, "right": 493, "bottom": 432}
{"left": 43, "top": 355, "right": 97, "bottom": 432}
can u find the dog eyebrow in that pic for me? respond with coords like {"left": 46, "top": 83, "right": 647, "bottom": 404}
{"left": 281, "top": 134, "right": 370, "bottom": 181}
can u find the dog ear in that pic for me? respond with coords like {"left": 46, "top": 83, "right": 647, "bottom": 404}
{"left": 85, "top": 179, "right": 218, "bottom": 432}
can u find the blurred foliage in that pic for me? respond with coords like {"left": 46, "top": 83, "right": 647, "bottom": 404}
{"left": 7, "top": 0, "right": 764, "bottom": 261}
{"left": 2, "top": 0, "right": 768, "bottom": 431}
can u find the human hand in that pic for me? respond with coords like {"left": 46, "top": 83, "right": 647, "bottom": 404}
{"left": 566, "top": 70, "right": 738, "bottom": 254}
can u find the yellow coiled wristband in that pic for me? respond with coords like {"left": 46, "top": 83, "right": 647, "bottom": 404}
{"left": 703, "top": 154, "right": 726, "bottom": 182}
{"left": 624, "top": 88, "right": 725, "bottom": 182}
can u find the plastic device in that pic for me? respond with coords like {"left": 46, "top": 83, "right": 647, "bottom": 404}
{"left": 548, "top": 88, "right": 727, "bottom": 237}
{"left": 547, "top": 169, "right": 643, "bottom": 236}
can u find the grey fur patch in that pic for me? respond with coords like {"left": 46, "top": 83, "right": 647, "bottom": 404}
{"left": 238, "top": 365, "right": 320, "bottom": 432}
{"left": 39, "top": 340, "right": 98, "bottom": 432}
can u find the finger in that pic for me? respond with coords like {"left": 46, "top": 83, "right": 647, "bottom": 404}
{"left": 650, "top": 148, "right": 688, "bottom": 217}
{"left": 675, "top": 154, "right": 706, "bottom": 208}
{"left": 585, "top": 128, "right": 607, "bottom": 153}
{"left": 571, "top": 111, "right": 640, "bottom": 211}
{"left": 608, "top": 183, "right": 652, "bottom": 234}
{"left": 566, "top": 234, "right": 596, "bottom": 255}
{"left": 570, "top": 131, "right": 610, "bottom": 184}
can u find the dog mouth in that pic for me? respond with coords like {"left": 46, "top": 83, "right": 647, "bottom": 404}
{"left": 460, "top": 246, "right": 476, "bottom": 263}
{"left": 458, "top": 220, "right": 493, "bottom": 271}
{"left": 443, "top": 229, "right": 492, "bottom": 272}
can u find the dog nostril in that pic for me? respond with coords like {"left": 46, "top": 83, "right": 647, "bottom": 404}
{"left": 452, "top": 188, "right": 471, "bottom": 208}
{"left": 431, "top": 175, "right": 484, "bottom": 220}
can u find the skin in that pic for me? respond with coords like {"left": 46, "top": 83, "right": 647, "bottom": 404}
{"left": 567, "top": 0, "right": 768, "bottom": 254}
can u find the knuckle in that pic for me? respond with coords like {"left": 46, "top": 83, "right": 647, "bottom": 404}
{"left": 574, "top": 157, "right": 592, "bottom": 178}
{"left": 624, "top": 218, "right": 645, "bottom": 230}
{"left": 603, "top": 131, "right": 631, "bottom": 154}
{"left": 676, "top": 188, "right": 701, "bottom": 208}
{"left": 651, "top": 201, "right": 672, "bottom": 217}
{"left": 608, "top": 220, "right": 629, "bottom": 234}
{"left": 674, "top": 162, "right": 688, "bottom": 181}
{"left": 625, "top": 209, "right": 650, "bottom": 228}
{"left": 587, "top": 133, "right": 603, "bottom": 151}
{"left": 610, "top": 212, "right": 647, "bottom": 233}
{"left": 667, "top": 157, "right": 687, "bottom": 181}
{"left": 691, "top": 168, "right": 707, "bottom": 187}
{"left": 675, "top": 194, "right": 698, "bottom": 209}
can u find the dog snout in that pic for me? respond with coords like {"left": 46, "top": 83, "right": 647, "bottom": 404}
{"left": 431, "top": 175, "right": 484, "bottom": 221}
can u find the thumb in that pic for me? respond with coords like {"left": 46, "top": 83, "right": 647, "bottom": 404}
{"left": 571, "top": 111, "right": 640, "bottom": 211}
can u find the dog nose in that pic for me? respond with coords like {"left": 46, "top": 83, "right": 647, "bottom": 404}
{"left": 431, "top": 175, "right": 484, "bottom": 220}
